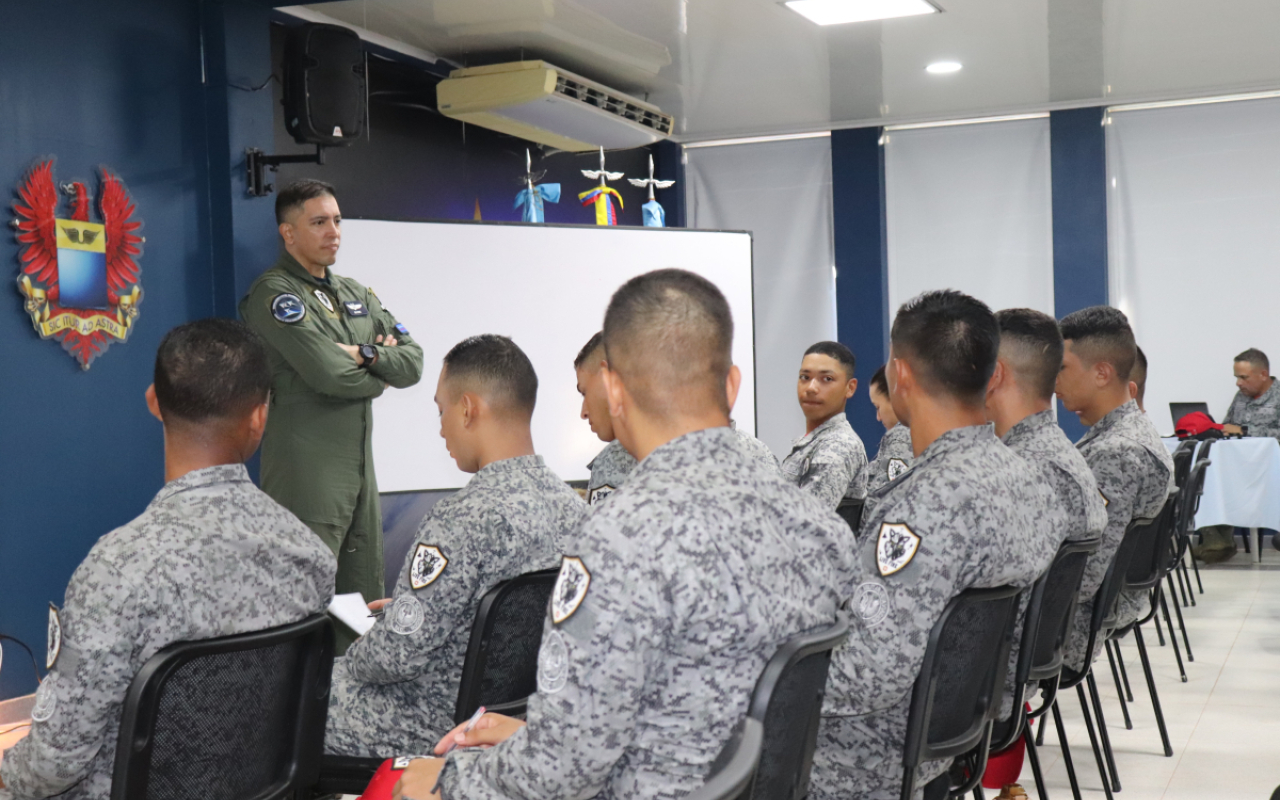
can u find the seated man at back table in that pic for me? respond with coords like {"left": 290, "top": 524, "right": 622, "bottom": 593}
{"left": 1056, "top": 306, "right": 1173, "bottom": 667}
{"left": 0, "top": 319, "right": 336, "bottom": 800}
{"left": 1224, "top": 348, "right": 1280, "bottom": 439}
{"left": 781, "top": 341, "right": 869, "bottom": 509}
{"left": 326, "top": 334, "right": 586, "bottom": 756}
{"left": 811, "top": 291, "right": 1059, "bottom": 800}
{"left": 392, "top": 268, "right": 856, "bottom": 800}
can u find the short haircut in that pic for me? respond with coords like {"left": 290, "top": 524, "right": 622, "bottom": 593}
{"left": 1131, "top": 345, "right": 1148, "bottom": 405}
{"left": 442, "top": 334, "right": 538, "bottom": 418}
{"left": 995, "top": 308, "right": 1064, "bottom": 402}
{"left": 1235, "top": 348, "right": 1270, "bottom": 371}
{"left": 603, "top": 268, "right": 733, "bottom": 417}
{"left": 804, "top": 341, "right": 856, "bottom": 378}
{"left": 276, "top": 179, "right": 336, "bottom": 225}
{"left": 574, "top": 331, "right": 605, "bottom": 370}
{"left": 154, "top": 318, "right": 271, "bottom": 423}
{"left": 891, "top": 290, "right": 999, "bottom": 404}
{"left": 1058, "top": 306, "right": 1137, "bottom": 381}
{"left": 870, "top": 364, "right": 888, "bottom": 396}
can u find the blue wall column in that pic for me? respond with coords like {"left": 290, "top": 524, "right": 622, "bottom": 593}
{"left": 1050, "top": 107, "right": 1110, "bottom": 441}
{"left": 831, "top": 127, "right": 889, "bottom": 444}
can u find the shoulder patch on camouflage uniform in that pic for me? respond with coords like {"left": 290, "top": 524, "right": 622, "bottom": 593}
{"left": 270, "top": 293, "right": 306, "bottom": 324}
{"left": 1099, "top": 488, "right": 1110, "bottom": 508}
{"left": 410, "top": 544, "right": 448, "bottom": 590}
{"left": 887, "top": 458, "right": 909, "bottom": 481}
{"left": 852, "top": 582, "right": 891, "bottom": 626}
{"left": 46, "top": 602, "right": 62, "bottom": 670}
{"left": 876, "top": 522, "right": 921, "bottom": 576}
{"left": 30, "top": 672, "right": 57, "bottom": 722}
{"left": 537, "top": 629, "right": 570, "bottom": 694}
{"left": 551, "top": 556, "right": 591, "bottom": 624}
{"left": 588, "top": 484, "right": 615, "bottom": 506}
{"left": 388, "top": 594, "right": 425, "bottom": 635}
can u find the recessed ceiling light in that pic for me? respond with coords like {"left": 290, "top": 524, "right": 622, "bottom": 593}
{"left": 784, "top": 0, "right": 940, "bottom": 26}
{"left": 926, "top": 61, "right": 962, "bottom": 74}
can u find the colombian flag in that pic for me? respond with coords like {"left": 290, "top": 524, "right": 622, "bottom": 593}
{"left": 578, "top": 187, "right": 623, "bottom": 226}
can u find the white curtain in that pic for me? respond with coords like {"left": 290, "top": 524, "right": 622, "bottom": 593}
{"left": 884, "top": 118, "right": 1055, "bottom": 318}
{"left": 686, "top": 136, "right": 837, "bottom": 456}
{"left": 1108, "top": 97, "right": 1280, "bottom": 434}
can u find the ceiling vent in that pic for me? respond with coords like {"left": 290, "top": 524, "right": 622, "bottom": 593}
{"left": 436, "top": 61, "right": 674, "bottom": 151}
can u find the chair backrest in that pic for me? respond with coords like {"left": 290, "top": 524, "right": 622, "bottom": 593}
{"left": 835, "top": 498, "right": 865, "bottom": 533}
{"left": 1022, "top": 537, "right": 1102, "bottom": 686}
{"left": 1169, "top": 460, "right": 1210, "bottom": 565}
{"left": 1194, "top": 438, "right": 1215, "bottom": 464}
{"left": 901, "top": 585, "right": 1022, "bottom": 786}
{"left": 743, "top": 617, "right": 850, "bottom": 800}
{"left": 453, "top": 567, "right": 558, "bottom": 723}
{"left": 110, "top": 614, "right": 334, "bottom": 800}
{"left": 1171, "top": 441, "right": 1196, "bottom": 489}
{"left": 1124, "top": 493, "right": 1180, "bottom": 591}
{"left": 685, "top": 718, "right": 766, "bottom": 800}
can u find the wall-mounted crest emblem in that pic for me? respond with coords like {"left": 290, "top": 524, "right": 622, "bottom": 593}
{"left": 12, "top": 160, "right": 145, "bottom": 369}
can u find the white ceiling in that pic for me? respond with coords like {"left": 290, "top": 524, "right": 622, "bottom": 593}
{"left": 299, "top": 0, "right": 1280, "bottom": 140}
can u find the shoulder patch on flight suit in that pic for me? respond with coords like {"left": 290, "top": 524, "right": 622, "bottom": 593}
{"left": 588, "top": 484, "right": 615, "bottom": 505}
{"left": 1099, "top": 489, "right": 1110, "bottom": 508}
{"left": 887, "top": 458, "right": 909, "bottom": 481}
{"left": 46, "top": 602, "right": 62, "bottom": 670}
{"left": 344, "top": 300, "right": 369, "bottom": 317}
{"left": 410, "top": 544, "right": 448, "bottom": 590}
{"left": 271, "top": 293, "right": 306, "bottom": 324}
{"left": 551, "top": 556, "right": 591, "bottom": 624}
{"left": 388, "top": 595, "right": 425, "bottom": 635}
{"left": 876, "top": 522, "right": 921, "bottom": 576}
{"left": 395, "top": 322, "right": 410, "bottom": 336}
{"left": 313, "top": 289, "right": 335, "bottom": 313}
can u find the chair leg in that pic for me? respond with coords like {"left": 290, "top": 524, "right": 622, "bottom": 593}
{"left": 1152, "top": 591, "right": 1167, "bottom": 647}
{"left": 1171, "top": 566, "right": 1189, "bottom": 609}
{"left": 1157, "top": 586, "right": 1188, "bottom": 682}
{"left": 971, "top": 786, "right": 984, "bottom": 800}
{"left": 1113, "top": 638, "right": 1135, "bottom": 702}
{"left": 1166, "top": 579, "right": 1195, "bottom": 663}
{"left": 1134, "top": 625, "right": 1174, "bottom": 757}
{"left": 1179, "top": 558, "right": 1197, "bottom": 606}
{"left": 1190, "top": 547, "right": 1204, "bottom": 594}
{"left": 1024, "top": 722, "right": 1050, "bottom": 800}
{"left": 1074, "top": 682, "right": 1115, "bottom": 800}
{"left": 1086, "top": 672, "right": 1121, "bottom": 792}
{"left": 1036, "top": 704, "right": 1047, "bottom": 747}
{"left": 1104, "top": 640, "right": 1133, "bottom": 730}
{"left": 1052, "top": 700, "right": 1084, "bottom": 800}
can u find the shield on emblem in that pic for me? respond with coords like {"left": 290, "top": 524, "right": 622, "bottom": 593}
{"left": 55, "top": 220, "right": 108, "bottom": 309}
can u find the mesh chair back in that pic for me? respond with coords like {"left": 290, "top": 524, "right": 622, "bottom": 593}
{"left": 743, "top": 617, "right": 850, "bottom": 800}
{"left": 1024, "top": 538, "right": 1101, "bottom": 685}
{"left": 1170, "top": 460, "right": 1210, "bottom": 566}
{"left": 110, "top": 614, "right": 334, "bottom": 800}
{"left": 901, "top": 586, "right": 1021, "bottom": 778}
{"left": 454, "top": 568, "right": 558, "bottom": 723}
{"left": 1124, "top": 494, "right": 1180, "bottom": 592}
{"left": 835, "top": 498, "right": 865, "bottom": 533}
{"left": 686, "top": 718, "right": 766, "bottom": 800}
{"left": 1171, "top": 441, "right": 1196, "bottom": 489}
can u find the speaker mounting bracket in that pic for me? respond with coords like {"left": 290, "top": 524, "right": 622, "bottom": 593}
{"left": 245, "top": 145, "right": 326, "bottom": 198}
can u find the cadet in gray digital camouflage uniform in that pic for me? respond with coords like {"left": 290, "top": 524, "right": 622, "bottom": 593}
{"left": 392, "top": 269, "right": 857, "bottom": 800}
{"left": 325, "top": 335, "right": 586, "bottom": 756}
{"left": 1224, "top": 348, "right": 1280, "bottom": 440}
{"left": 574, "top": 331, "right": 637, "bottom": 505}
{"left": 731, "top": 419, "right": 780, "bottom": 473}
{"left": 985, "top": 309, "right": 1108, "bottom": 721}
{"left": 781, "top": 341, "right": 869, "bottom": 508}
{"left": 1057, "top": 306, "right": 1174, "bottom": 670}
{"left": 867, "top": 364, "right": 913, "bottom": 495}
{"left": 0, "top": 320, "right": 335, "bottom": 800}
{"left": 811, "top": 291, "right": 1060, "bottom": 800}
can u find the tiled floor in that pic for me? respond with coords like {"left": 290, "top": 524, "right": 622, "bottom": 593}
{"left": 1026, "top": 544, "right": 1280, "bottom": 800}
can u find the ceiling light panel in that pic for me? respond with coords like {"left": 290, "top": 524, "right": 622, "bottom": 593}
{"left": 785, "top": 0, "right": 940, "bottom": 26}
{"left": 926, "top": 61, "right": 962, "bottom": 74}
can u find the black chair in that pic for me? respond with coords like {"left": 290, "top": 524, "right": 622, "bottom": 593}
{"left": 110, "top": 614, "right": 334, "bottom": 800}
{"left": 314, "top": 568, "right": 559, "bottom": 796}
{"left": 900, "top": 585, "right": 1023, "bottom": 800}
{"left": 1162, "top": 460, "right": 1209, "bottom": 656}
{"left": 686, "top": 718, "right": 766, "bottom": 800}
{"left": 742, "top": 616, "right": 850, "bottom": 800}
{"left": 836, "top": 498, "right": 865, "bottom": 533}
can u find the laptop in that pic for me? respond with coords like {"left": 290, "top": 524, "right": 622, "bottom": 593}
{"left": 1170, "top": 402, "right": 1212, "bottom": 430}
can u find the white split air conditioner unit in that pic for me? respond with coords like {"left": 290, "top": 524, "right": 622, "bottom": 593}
{"left": 436, "top": 61, "right": 674, "bottom": 152}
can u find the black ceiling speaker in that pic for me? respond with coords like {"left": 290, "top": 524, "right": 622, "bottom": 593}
{"left": 283, "top": 23, "right": 367, "bottom": 146}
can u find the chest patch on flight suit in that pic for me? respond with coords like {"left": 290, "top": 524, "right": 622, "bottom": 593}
{"left": 344, "top": 300, "right": 369, "bottom": 317}
{"left": 551, "top": 556, "right": 591, "bottom": 624}
{"left": 588, "top": 484, "right": 615, "bottom": 505}
{"left": 313, "top": 289, "right": 335, "bottom": 313}
{"left": 876, "top": 522, "right": 921, "bottom": 576}
{"left": 852, "top": 582, "right": 891, "bottom": 626}
{"left": 1099, "top": 489, "right": 1110, "bottom": 508}
{"left": 271, "top": 293, "right": 306, "bottom": 324}
{"left": 887, "top": 458, "right": 909, "bottom": 481}
{"left": 388, "top": 595, "right": 425, "bottom": 635}
{"left": 46, "top": 603, "right": 62, "bottom": 669}
{"left": 410, "top": 544, "right": 448, "bottom": 590}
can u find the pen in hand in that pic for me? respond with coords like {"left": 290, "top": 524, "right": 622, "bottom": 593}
{"left": 440, "top": 706, "right": 486, "bottom": 756}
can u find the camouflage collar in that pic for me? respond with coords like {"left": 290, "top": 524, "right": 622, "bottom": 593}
{"left": 1002, "top": 408, "right": 1056, "bottom": 447}
{"left": 276, "top": 250, "right": 332, "bottom": 285}
{"left": 476, "top": 454, "right": 546, "bottom": 479}
{"left": 152, "top": 463, "right": 252, "bottom": 504}
{"left": 917, "top": 423, "right": 996, "bottom": 465}
{"left": 1247, "top": 378, "right": 1280, "bottom": 405}
{"left": 792, "top": 412, "right": 848, "bottom": 449}
{"left": 1079, "top": 399, "right": 1139, "bottom": 445}
{"left": 643, "top": 426, "right": 737, "bottom": 469}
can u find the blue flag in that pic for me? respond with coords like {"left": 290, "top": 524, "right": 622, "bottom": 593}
{"left": 642, "top": 199, "right": 666, "bottom": 228}
{"left": 515, "top": 183, "right": 561, "bottom": 223}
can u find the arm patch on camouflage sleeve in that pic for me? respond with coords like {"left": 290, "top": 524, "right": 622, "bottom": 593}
{"left": 410, "top": 544, "right": 448, "bottom": 590}
{"left": 876, "top": 522, "right": 921, "bottom": 576}
{"left": 551, "top": 556, "right": 591, "bottom": 624}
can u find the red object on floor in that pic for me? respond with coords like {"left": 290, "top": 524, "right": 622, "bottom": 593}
{"left": 359, "top": 759, "right": 405, "bottom": 800}
{"left": 982, "top": 715, "right": 1031, "bottom": 789}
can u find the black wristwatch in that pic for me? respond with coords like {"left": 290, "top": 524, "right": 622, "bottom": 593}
{"left": 358, "top": 343, "right": 378, "bottom": 368}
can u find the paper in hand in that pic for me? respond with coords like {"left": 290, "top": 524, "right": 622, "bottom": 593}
{"left": 328, "top": 592, "right": 376, "bottom": 636}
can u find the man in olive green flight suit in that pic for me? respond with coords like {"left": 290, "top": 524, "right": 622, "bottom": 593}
{"left": 240, "top": 180, "right": 423, "bottom": 649}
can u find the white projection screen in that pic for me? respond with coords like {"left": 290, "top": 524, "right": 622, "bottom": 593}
{"left": 337, "top": 219, "right": 756, "bottom": 492}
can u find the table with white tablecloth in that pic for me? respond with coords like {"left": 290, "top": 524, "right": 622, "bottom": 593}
{"left": 1163, "top": 436, "right": 1280, "bottom": 561}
